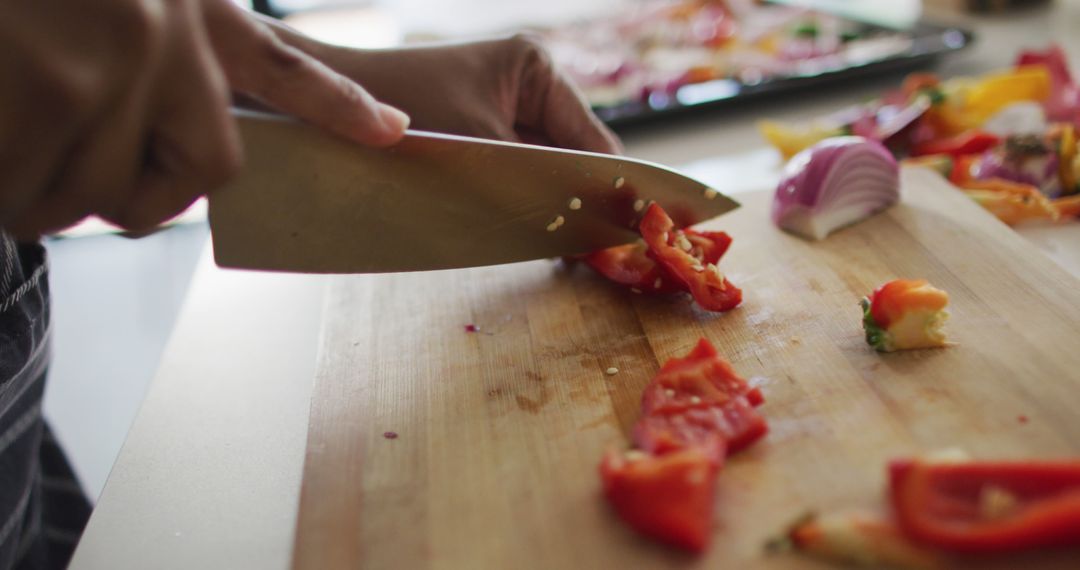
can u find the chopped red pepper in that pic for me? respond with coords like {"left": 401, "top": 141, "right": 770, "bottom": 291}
{"left": 582, "top": 242, "right": 681, "bottom": 294}
{"left": 634, "top": 399, "right": 766, "bottom": 458}
{"left": 635, "top": 339, "right": 766, "bottom": 456}
{"left": 912, "top": 130, "right": 1001, "bottom": 158}
{"left": 949, "top": 154, "right": 979, "bottom": 185}
{"left": 583, "top": 203, "right": 741, "bottom": 312}
{"left": 599, "top": 446, "right": 721, "bottom": 552}
{"left": 639, "top": 204, "right": 742, "bottom": 312}
{"left": 866, "top": 279, "right": 949, "bottom": 331}
{"left": 599, "top": 339, "right": 768, "bottom": 553}
{"left": 640, "top": 338, "right": 764, "bottom": 413}
{"left": 889, "top": 458, "right": 1080, "bottom": 553}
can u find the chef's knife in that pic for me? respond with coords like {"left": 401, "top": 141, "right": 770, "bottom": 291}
{"left": 208, "top": 111, "right": 739, "bottom": 273}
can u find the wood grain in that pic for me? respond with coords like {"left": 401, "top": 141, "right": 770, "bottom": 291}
{"left": 292, "top": 168, "right": 1080, "bottom": 569}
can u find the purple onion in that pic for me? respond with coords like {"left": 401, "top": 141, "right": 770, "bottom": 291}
{"left": 773, "top": 136, "right": 900, "bottom": 240}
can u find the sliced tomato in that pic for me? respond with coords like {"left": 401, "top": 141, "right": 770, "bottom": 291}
{"left": 889, "top": 459, "right": 1080, "bottom": 553}
{"left": 582, "top": 242, "right": 682, "bottom": 293}
{"left": 600, "top": 446, "right": 721, "bottom": 552}
{"left": 634, "top": 397, "right": 767, "bottom": 457}
{"left": 639, "top": 204, "right": 742, "bottom": 312}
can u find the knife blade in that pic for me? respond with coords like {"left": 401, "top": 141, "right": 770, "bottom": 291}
{"left": 208, "top": 111, "right": 739, "bottom": 273}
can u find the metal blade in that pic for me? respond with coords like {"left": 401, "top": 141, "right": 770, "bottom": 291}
{"left": 209, "top": 111, "right": 739, "bottom": 273}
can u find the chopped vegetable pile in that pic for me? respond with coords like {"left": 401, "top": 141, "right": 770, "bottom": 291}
{"left": 760, "top": 44, "right": 1080, "bottom": 225}
{"left": 861, "top": 279, "right": 950, "bottom": 352}
{"left": 600, "top": 338, "right": 767, "bottom": 552}
{"left": 542, "top": 0, "right": 918, "bottom": 115}
{"left": 585, "top": 203, "right": 742, "bottom": 312}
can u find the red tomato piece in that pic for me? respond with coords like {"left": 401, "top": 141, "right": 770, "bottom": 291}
{"left": 582, "top": 242, "right": 682, "bottom": 294}
{"left": 600, "top": 446, "right": 721, "bottom": 552}
{"left": 639, "top": 204, "right": 743, "bottom": 312}
{"left": 889, "top": 459, "right": 1080, "bottom": 553}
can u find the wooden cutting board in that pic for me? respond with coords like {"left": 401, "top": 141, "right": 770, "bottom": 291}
{"left": 291, "top": 167, "right": 1080, "bottom": 569}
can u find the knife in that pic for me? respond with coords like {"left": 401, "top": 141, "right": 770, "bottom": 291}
{"left": 208, "top": 111, "right": 739, "bottom": 273}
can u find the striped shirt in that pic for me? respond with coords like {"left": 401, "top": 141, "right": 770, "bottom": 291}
{"left": 0, "top": 232, "right": 90, "bottom": 570}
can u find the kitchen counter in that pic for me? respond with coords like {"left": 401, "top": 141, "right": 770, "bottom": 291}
{"left": 69, "top": 3, "right": 1080, "bottom": 568}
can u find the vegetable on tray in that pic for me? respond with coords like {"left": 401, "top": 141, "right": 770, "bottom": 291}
{"left": 759, "top": 44, "right": 1080, "bottom": 225}
{"left": 861, "top": 279, "right": 949, "bottom": 352}
{"left": 773, "top": 136, "right": 900, "bottom": 240}
{"left": 600, "top": 338, "right": 767, "bottom": 553}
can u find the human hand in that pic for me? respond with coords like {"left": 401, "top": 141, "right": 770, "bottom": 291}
{"left": 269, "top": 30, "right": 622, "bottom": 154}
{"left": 0, "top": 0, "right": 409, "bottom": 238}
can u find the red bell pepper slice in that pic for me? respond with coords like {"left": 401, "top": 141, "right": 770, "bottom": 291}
{"left": 912, "top": 130, "right": 1001, "bottom": 158}
{"left": 889, "top": 458, "right": 1080, "bottom": 553}
{"left": 639, "top": 204, "right": 742, "bottom": 312}
{"left": 600, "top": 446, "right": 721, "bottom": 552}
{"left": 866, "top": 279, "right": 948, "bottom": 330}
{"left": 582, "top": 242, "right": 682, "bottom": 294}
{"left": 636, "top": 339, "right": 767, "bottom": 457}
{"left": 949, "top": 154, "right": 979, "bottom": 185}
{"left": 600, "top": 339, "right": 768, "bottom": 553}
{"left": 634, "top": 398, "right": 766, "bottom": 458}
{"left": 640, "top": 338, "right": 763, "bottom": 413}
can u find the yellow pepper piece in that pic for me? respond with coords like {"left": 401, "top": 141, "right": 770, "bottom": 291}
{"left": 961, "top": 65, "right": 1052, "bottom": 126}
{"left": 1058, "top": 123, "right": 1078, "bottom": 193}
{"left": 960, "top": 177, "right": 1059, "bottom": 225}
{"left": 926, "top": 66, "right": 1051, "bottom": 136}
{"left": 758, "top": 120, "right": 845, "bottom": 161}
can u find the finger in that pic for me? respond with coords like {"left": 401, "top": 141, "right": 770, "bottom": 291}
{"left": 540, "top": 71, "right": 624, "bottom": 155}
{"left": 207, "top": 2, "right": 408, "bottom": 147}
{"left": 512, "top": 37, "right": 623, "bottom": 155}
{"left": 109, "top": 0, "right": 240, "bottom": 232}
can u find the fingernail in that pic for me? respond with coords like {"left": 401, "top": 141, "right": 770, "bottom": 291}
{"left": 378, "top": 104, "right": 410, "bottom": 134}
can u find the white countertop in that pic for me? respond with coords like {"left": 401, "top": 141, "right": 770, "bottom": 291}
{"left": 69, "top": 3, "right": 1080, "bottom": 568}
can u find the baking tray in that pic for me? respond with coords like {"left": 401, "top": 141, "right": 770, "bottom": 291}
{"left": 543, "top": 3, "right": 973, "bottom": 128}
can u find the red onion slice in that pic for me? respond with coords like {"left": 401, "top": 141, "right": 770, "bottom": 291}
{"left": 773, "top": 136, "right": 900, "bottom": 240}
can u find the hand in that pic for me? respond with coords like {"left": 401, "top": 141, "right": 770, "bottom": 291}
{"left": 0, "top": 0, "right": 409, "bottom": 238}
{"left": 268, "top": 29, "right": 622, "bottom": 154}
